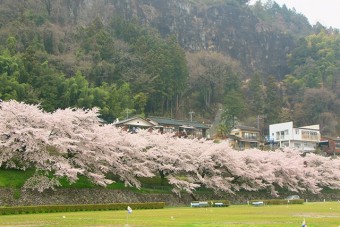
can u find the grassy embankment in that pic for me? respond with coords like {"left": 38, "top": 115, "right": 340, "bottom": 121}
{"left": 0, "top": 168, "right": 173, "bottom": 193}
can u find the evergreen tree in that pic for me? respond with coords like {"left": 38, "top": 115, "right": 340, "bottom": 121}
{"left": 264, "top": 76, "right": 282, "bottom": 126}
{"left": 247, "top": 73, "right": 265, "bottom": 115}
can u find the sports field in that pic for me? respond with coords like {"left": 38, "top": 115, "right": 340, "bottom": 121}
{"left": 0, "top": 202, "right": 340, "bottom": 226}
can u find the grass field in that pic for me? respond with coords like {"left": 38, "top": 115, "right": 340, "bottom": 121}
{"left": 0, "top": 202, "right": 340, "bottom": 226}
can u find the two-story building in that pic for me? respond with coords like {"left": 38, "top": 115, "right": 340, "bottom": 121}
{"left": 113, "top": 116, "right": 210, "bottom": 139}
{"left": 269, "top": 121, "right": 321, "bottom": 153}
{"left": 112, "top": 116, "right": 157, "bottom": 133}
{"left": 228, "top": 126, "right": 260, "bottom": 150}
{"left": 147, "top": 116, "right": 209, "bottom": 139}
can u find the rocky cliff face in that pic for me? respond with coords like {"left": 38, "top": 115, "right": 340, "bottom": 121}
{"left": 1, "top": 0, "right": 297, "bottom": 77}
{"left": 69, "top": 0, "right": 295, "bottom": 77}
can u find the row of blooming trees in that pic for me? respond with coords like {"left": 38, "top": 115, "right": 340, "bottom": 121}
{"left": 1, "top": 100, "right": 340, "bottom": 196}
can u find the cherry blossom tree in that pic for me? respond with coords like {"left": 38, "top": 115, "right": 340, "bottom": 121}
{"left": 142, "top": 133, "right": 340, "bottom": 196}
{"left": 303, "top": 153, "right": 340, "bottom": 190}
{"left": 193, "top": 146, "right": 339, "bottom": 196}
{"left": 0, "top": 100, "right": 153, "bottom": 191}
{"left": 141, "top": 132, "right": 201, "bottom": 194}
{"left": 1, "top": 100, "right": 340, "bottom": 196}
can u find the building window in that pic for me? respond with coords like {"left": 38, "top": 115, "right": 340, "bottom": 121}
{"left": 335, "top": 141, "right": 340, "bottom": 149}
{"left": 301, "top": 130, "right": 319, "bottom": 141}
{"left": 238, "top": 141, "right": 245, "bottom": 150}
{"left": 250, "top": 142, "right": 257, "bottom": 148}
{"left": 242, "top": 132, "right": 257, "bottom": 140}
{"left": 195, "top": 130, "right": 202, "bottom": 137}
{"left": 164, "top": 127, "right": 174, "bottom": 133}
{"left": 295, "top": 129, "right": 299, "bottom": 134}
{"left": 280, "top": 131, "right": 285, "bottom": 139}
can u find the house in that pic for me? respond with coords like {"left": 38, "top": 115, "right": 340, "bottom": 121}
{"left": 113, "top": 116, "right": 210, "bottom": 138}
{"left": 228, "top": 125, "right": 260, "bottom": 150}
{"left": 112, "top": 116, "right": 157, "bottom": 133}
{"left": 318, "top": 136, "right": 340, "bottom": 156}
{"left": 269, "top": 121, "right": 321, "bottom": 153}
{"left": 147, "top": 116, "right": 209, "bottom": 139}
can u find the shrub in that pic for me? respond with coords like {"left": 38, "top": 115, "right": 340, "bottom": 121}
{"left": 211, "top": 200, "right": 230, "bottom": 207}
{"left": 249, "top": 199, "right": 304, "bottom": 205}
{"left": 190, "top": 200, "right": 230, "bottom": 207}
{"left": 0, "top": 202, "right": 166, "bottom": 215}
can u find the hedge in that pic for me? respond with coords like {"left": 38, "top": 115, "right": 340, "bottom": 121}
{"left": 191, "top": 200, "right": 230, "bottom": 207}
{"left": 211, "top": 200, "right": 230, "bottom": 207}
{"left": 0, "top": 202, "right": 165, "bottom": 215}
{"left": 249, "top": 199, "right": 304, "bottom": 205}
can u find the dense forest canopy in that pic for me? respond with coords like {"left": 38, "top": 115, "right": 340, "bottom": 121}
{"left": 0, "top": 0, "right": 339, "bottom": 137}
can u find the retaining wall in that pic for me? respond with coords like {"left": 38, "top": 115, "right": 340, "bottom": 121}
{"left": 0, "top": 188, "right": 339, "bottom": 207}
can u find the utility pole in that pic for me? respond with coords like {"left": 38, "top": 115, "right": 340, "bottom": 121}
{"left": 257, "top": 115, "right": 266, "bottom": 142}
{"left": 257, "top": 115, "right": 266, "bottom": 129}
{"left": 189, "top": 111, "right": 195, "bottom": 122}
{"left": 126, "top": 108, "right": 130, "bottom": 120}
{"left": 257, "top": 115, "right": 261, "bottom": 129}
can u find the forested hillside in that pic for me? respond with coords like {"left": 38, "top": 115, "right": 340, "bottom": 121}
{"left": 0, "top": 0, "right": 339, "bottom": 137}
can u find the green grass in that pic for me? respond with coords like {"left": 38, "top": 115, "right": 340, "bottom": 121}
{"left": 0, "top": 202, "right": 340, "bottom": 226}
{"left": 0, "top": 169, "right": 35, "bottom": 188}
{"left": 0, "top": 169, "right": 173, "bottom": 193}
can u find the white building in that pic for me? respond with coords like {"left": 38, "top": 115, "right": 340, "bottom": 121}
{"left": 269, "top": 121, "right": 320, "bottom": 152}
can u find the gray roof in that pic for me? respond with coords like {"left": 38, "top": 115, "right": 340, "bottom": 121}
{"left": 234, "top": 125, "right": 260, "bottom": 132}
{"left": 148, "top": 116, "right": 209, "bottom": 129}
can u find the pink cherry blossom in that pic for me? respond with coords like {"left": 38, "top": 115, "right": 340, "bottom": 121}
{"left": 1, "top": 100, "right": 340, "bottom": 196}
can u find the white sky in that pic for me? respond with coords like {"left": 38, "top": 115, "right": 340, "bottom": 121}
{"left": 249, "top": 0, "right": 340, "bottom": 29}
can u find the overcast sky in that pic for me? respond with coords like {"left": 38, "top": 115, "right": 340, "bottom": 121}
{"left": 249, "top": 0, "right": 340, "bottom": 29}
